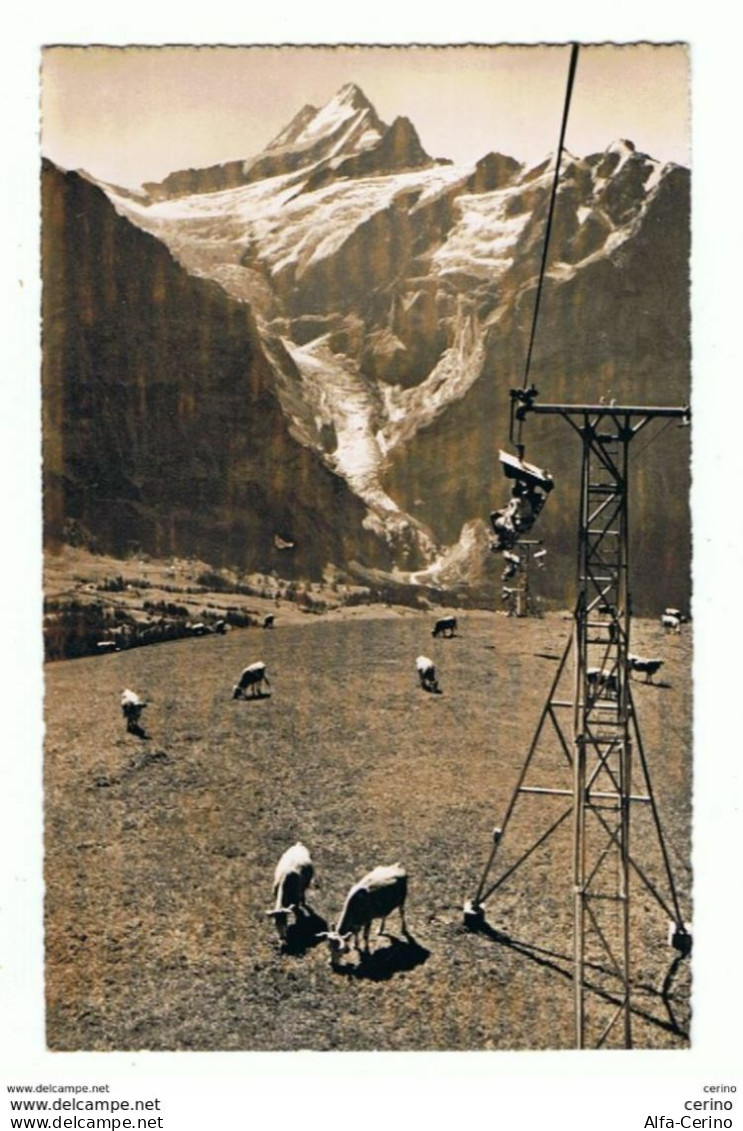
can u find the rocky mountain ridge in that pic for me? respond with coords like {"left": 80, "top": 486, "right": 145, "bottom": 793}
{"left": 141, "top": 83, "right": 443, "bottom": 202}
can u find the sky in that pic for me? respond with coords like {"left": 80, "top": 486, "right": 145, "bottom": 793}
{"left": 40, "top": 43, "right": 690, "bottom": 189}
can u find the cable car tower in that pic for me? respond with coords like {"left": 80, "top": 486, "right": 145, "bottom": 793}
{"left": 465, "top": 46, "right": 692, "bottom": 1049}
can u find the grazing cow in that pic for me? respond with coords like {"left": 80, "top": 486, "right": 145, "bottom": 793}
{"left": 628, "top": 654, "right": 664, "bottom": 683}
{"left": 586, "top": 667, "right": 618, "bottom": 697}
{"left": 266, "top": 842, "right": 314, "bottom": 943}
{"left": 263, "top": 614, "right": 275, "bottom": 630}
{"left": 233, "top": 661, "right": 270, "bottom": 698}
{"left": 214, "top": 619, "right": 227, "bottom": 635}
{"left": 188, "top": 622, "right": 212, "bottom": 637}
{"left": 319, "top": 863, "right": 409, "bottom": 967}
{"left": 432, "top": 615, "right": 457, "bottom": 638}
{"left": 416, "top": 655, "right": 439, "bottom": 693}
{"left": 661, "top": 613, "right": 681, "bottom": 634}
{"left": 97, "top": 641, "right": 118, "bottom": 654}
{"left": 120, "top": 688, "right": 146, "bottom": 732}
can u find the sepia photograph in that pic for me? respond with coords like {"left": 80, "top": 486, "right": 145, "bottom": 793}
{"left": 4, "top": 1, "right": 743, "bottom": 1122}
{"left": 38, "top": 41, "right": 695, "bottom": 1054}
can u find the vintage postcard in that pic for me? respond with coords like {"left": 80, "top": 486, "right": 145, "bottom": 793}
{"left": 3, "top": 15, "right": 740, "bottom": 1130}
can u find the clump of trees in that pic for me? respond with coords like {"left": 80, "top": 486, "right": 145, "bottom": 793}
{"left": 143, "top": 599, "right": 190, "bottom": 618}
{"left": 43, "top": 597, "right": 264, "bottom": 662}
{"left": 43, "top": 599, "right": 136, "bottom": 661}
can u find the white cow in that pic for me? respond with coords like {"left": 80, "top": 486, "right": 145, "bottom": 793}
{"left": 266, "top": 842, "right": 314, "bottom": 943}
{"left": 628, "top": 654, "right": 664, "bottom": 683}
{"left": 233, "top": 662, "right": 270, "bottom": 698}
{"left": 416, "top": 655, "right": 439, "bottom": 693}
{"left": 586, "top": 667, "right": 618, "bottom": 697}
{"left": 319, "top": 863, "right": 409, "bottom": 967}
{"left": 121, "top": 688, "right": 146, "bottom": 732}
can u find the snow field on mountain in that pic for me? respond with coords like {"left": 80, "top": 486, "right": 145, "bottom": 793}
{"left": 433, "top": 188, "right": 533, "bottom": 281}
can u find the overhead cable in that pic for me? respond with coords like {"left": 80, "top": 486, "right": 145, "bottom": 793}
{"left": 521, "top": 42, "right": 580, "bottom": 393}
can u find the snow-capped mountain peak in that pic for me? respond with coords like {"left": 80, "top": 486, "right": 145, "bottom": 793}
{"left": 262, "top": 83, "right": 386, "bottom": 167}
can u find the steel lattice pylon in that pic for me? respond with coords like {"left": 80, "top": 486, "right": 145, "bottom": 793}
{"left": 466, "top": 404, "right": 691, "bottom": 1049}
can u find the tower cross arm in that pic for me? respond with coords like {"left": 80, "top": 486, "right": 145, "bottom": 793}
{"left": 526, "top": 403, "right": 690, "bottom": 420}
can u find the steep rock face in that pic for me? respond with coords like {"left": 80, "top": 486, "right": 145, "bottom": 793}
{"left": 55, "top": 85, "right": 691, "bottom": 608}
{"left": 42, "top": 160, "right": 393, "bottom": 577}
{"left": 142, "top": 159, "right": 251, "bottom": 202}
{"left": 331, "top": 115, "right": 436, "bottom": 180}
{"left": 382, "top": 162, "right": 692, "bottom": 609}
{"left": 466, "top": 152, "right": 523, "bottom": 193}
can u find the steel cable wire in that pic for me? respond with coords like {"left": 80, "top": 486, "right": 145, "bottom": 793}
{"left": 521, "top": 42, "right": 580, "bottom": 395}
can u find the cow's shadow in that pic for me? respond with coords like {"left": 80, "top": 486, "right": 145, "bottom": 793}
{"left": 126, "top": 723, "right": 149, "bottom": 739}
{"left": 282, "top": 908, "right": 328, "bottom": 956}
{"left": 334, "top": 934, "right": 430, "bottom": 981}
{"left": 235, "top": 691, "right": 272, "bottom": 702}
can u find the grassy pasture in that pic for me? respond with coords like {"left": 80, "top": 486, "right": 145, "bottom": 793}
{"left": 44, "top": 610, "right": 692, "bottom": 1050}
